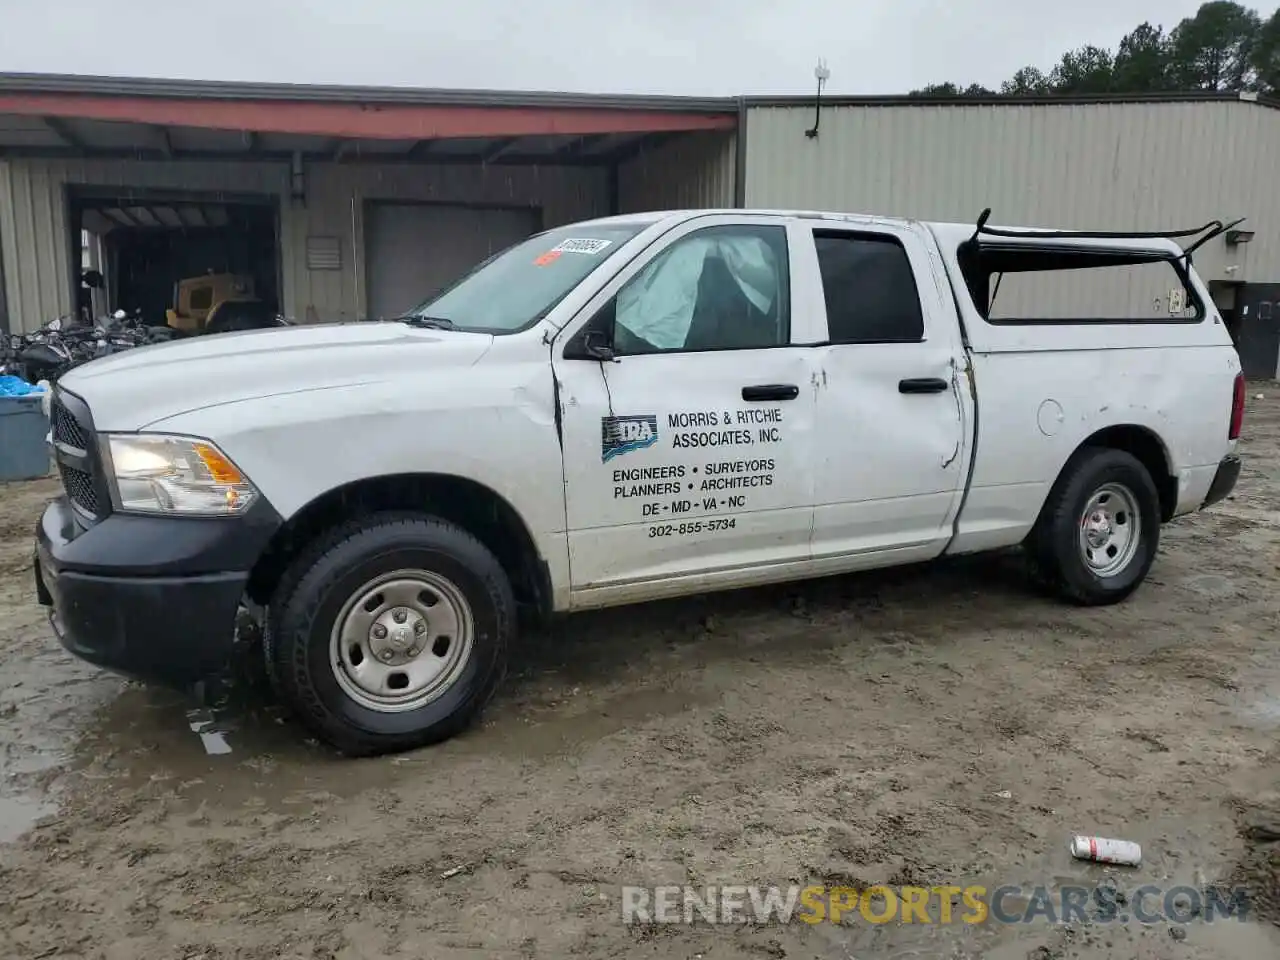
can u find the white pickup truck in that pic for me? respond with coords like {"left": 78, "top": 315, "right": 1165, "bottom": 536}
{"left": 35, "top": 208, "right": 1245, "bottom": 755}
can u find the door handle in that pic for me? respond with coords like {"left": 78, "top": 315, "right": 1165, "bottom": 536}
{"left": 898, "top": 377, "right": 950, "bottom": 394}
{"left": 742, "top": 384, "right": 799, "bottom": 402}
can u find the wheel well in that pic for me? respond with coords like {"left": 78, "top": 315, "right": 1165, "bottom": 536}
{"left": 245, "top": 474, "right": 550, "bottom": 616}
{"left": 1078, "top": 425, "right": 1178, "bottom": 521}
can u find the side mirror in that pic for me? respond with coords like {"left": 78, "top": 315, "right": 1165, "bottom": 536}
{"left": 564, "top": 325, "right": 618, "bottom": 362}
{"left": 583, "top": 329, "right": 617, "bottom": 362}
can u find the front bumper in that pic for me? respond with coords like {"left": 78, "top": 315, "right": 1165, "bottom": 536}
{"left": 1201, "top": 454, "right": 1242, "bottom": 510}
{"left": 34, "top": 494, "right": 281, "bottom": 687}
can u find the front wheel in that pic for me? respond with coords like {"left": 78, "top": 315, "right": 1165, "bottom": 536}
{"left": 1027, "top": 448, "right": 1162, "bottom": 606}
{"left": 265, "top": 513, "right": 513, "bottom": 756}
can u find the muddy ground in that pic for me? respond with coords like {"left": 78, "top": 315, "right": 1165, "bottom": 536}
{"left": 2, "top": 394, "right": 1279, "bottom": 960}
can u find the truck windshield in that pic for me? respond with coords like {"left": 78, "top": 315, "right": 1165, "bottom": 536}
{"left": 402, "top": 222, "right": 650, "bottom": 333}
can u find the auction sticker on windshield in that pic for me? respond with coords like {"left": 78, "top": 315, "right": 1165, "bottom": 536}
{"left": 553, "top": 238, "right": 613, "bottom": 255}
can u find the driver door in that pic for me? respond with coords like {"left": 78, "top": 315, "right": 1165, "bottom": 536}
{"left": 551, "top": 215, "right": 821, "bottom": 606}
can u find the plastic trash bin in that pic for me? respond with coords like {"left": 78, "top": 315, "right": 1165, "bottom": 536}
{"left": 0, "top": 394, "right": 51, "bottom": 481}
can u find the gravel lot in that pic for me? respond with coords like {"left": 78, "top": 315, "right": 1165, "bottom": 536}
{"left": 1, "top": 391, "right": 1278, "bottom": 960}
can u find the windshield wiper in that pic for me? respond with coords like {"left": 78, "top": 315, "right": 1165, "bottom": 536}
{"left": 396, "top": 315, "right": 455, "bottom": 330}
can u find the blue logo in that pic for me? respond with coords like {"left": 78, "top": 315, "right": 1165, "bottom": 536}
{"left": 602, "top": 415, "right": 659, "bottom": 462}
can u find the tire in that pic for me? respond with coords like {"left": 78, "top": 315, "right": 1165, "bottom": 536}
{"left": 264, "top": 512, "right": 513, "bottom": 756}
{"left": 1026, "top": 447, "right": 1161, "bottom": 606}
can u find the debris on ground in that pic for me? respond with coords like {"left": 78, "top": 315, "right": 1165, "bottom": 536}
{"left": 1069, "top": 835, "right": 1142, "bottom": 866}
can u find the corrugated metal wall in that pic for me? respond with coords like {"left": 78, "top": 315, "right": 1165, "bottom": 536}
{"left": 293, "top": 162, "right": 607, "bottom": 322}
{"left": 744, "top": 100, "right": 1280, "bottom": 285}
{"left": 618, "top": 132, "right": 736, "bottom": 213}
{"left": 0, "top": 157, "right": 609, "bottom": 331}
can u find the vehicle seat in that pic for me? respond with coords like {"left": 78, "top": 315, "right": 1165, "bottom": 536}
{"left": 684, "top": 253, "right": 776, "bottom": 351}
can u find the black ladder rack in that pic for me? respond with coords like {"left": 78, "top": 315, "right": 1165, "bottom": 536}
{"left": 967, "top": 207, "right": 1246, "bottom": 263}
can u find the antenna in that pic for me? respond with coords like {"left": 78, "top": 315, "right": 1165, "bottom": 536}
{"left": 805, "top": 59, "right": 830, "bottom": 139}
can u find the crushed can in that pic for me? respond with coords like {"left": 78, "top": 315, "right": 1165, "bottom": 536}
{"left": 1070, "top": 835, "right": 1142, "bottom": 866}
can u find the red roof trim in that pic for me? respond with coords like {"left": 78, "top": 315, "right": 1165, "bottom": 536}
{"left": 0, "top": 92, "right": 737, "bottom": 140}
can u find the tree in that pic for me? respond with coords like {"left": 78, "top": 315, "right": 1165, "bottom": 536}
{"left": 1252, "top": 8, "right": 1280, "bottom": 94}
{"left": 1049, "top": 45, "right": 1117, "bottom": 93}
{"left": 1112, "top": 22, "right": 1174, "bottom": 91}
{"left": 1167, "top": 1, "right": 1262, "bottom": 90}
{"left": 1001, "top": 66, "right": 1053, "bottom": 96}
{"left": 908, "top": 81, "right": 998, "bottom": 98}
{"left": 907, "top": 1, "right": 1280, "bottom": 97}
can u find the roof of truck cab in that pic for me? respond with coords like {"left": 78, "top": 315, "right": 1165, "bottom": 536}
{"left": 577, "top": 209, "right": 929, "bottom": 230}
{"left": 579, "top": 209, "right": 1197, "bottom": 256}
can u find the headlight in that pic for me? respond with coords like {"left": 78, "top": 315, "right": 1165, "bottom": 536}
{"left": 104, "top": 434, "right": 258, "bottom": 515}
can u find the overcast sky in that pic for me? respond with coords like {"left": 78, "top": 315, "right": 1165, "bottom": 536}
{"left": 0, "top": 0, "right": 1214, "bottom": 96}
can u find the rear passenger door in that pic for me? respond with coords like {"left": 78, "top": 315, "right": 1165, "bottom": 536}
{"left": 796, "top": 223, "right": 970, "bottom": 564}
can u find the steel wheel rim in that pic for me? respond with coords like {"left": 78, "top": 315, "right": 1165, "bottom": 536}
{"left": 1078, "top": 482, "right": 1141, "bottom": 577}
{"left": 329, "top": 568, "right": 475, "bottom": 713}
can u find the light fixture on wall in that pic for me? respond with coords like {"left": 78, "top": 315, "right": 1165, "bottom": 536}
{"left": 290, "top": 151, "right": 306, "bottom": 206}
{"left": 805, "top": 59, "right": 831, "bottom": 140}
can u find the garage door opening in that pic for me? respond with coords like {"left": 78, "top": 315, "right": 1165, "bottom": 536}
{"left": 73, "top": 190, "right": 280, "bottom": 330}
{"left": 364, "top": 201, "right": 541, "bottom": 320}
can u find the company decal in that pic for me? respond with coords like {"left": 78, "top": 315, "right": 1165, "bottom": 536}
{"left": 601, "top": 415, "right": 659, "bottom": 462}
{"left": 598, "top": 407, "right": 789, "bottom": 533}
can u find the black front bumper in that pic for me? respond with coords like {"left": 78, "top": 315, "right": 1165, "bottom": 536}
{"left": 1201, "top": 454, "right": 1242, "bottom": 509}
{"left": 35, "top": 494, "right": 281, "bottom": 688}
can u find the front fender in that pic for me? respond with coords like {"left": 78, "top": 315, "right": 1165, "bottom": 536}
{"left": 146, "top": 369, "right": 570, "bottom": 597}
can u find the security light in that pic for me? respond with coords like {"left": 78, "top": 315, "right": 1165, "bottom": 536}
{"left": 805, "top": 59, "right": 831, "bottom": 139}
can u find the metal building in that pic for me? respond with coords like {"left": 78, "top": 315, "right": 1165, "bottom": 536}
{"left": 0, "top": 75, "right": 739, "bottom": 336}
{"left": 1, "top": 76, "right": 1278, "bottom": 376}
{"left": 743, "top": 91, "right": 1280, "bottom": 377}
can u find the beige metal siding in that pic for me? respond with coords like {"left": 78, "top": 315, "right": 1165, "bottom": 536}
{"left": 0, "top": 158, "right": 608, "bottom": 330}
{"left": 618, "top": 132, "right": 736, "bottom": 213}
{"left": 744, "top": 100, "right": 1280, "bottom": 285}
{"left": 0, "top": 158, "right": 291, "bottom": 333}
{"left": 293, "top": 162, "right": 608, "bottom": 322}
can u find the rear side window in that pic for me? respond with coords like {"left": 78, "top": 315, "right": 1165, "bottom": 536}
{"left": 961, "top": 244, "right": 1202, "bottom": 323}
{"left": 813, "top": 231, "right": 924, "bottom": 344}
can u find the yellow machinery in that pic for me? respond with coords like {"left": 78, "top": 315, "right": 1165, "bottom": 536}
{"left": 166, "top": 273, "right": 260, "bottom": 334}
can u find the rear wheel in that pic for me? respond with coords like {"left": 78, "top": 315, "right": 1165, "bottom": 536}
{"left": 265, "top": 512, "right": 513, "bottom": 755}
{"left": 1027, "top": 448, "right": 1161, "bottom": 606}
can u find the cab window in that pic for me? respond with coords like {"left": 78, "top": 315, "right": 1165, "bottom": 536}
{"left": 187, "top": 286, "right": 214, "bottom": 312}
{"left": 605, "top": 224, "right": 790, "bottom": 355}
{"left": 813, "top": 230, "right": 924, "bottom": 344}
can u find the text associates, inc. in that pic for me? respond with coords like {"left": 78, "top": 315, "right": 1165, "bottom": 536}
{"left": 669, "top": 408, "right": 784, "bottom": 449}
{"left": 599, "top": 408, "right": 785, "bottom": 466}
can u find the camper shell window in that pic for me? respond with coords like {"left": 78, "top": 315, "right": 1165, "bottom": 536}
{"left": 957, "top": 242, "right": 1204, "bottom": 325}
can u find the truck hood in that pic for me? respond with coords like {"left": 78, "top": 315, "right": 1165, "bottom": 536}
{"left": 57, "top": 321, "right": 494, "bottom": 431}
